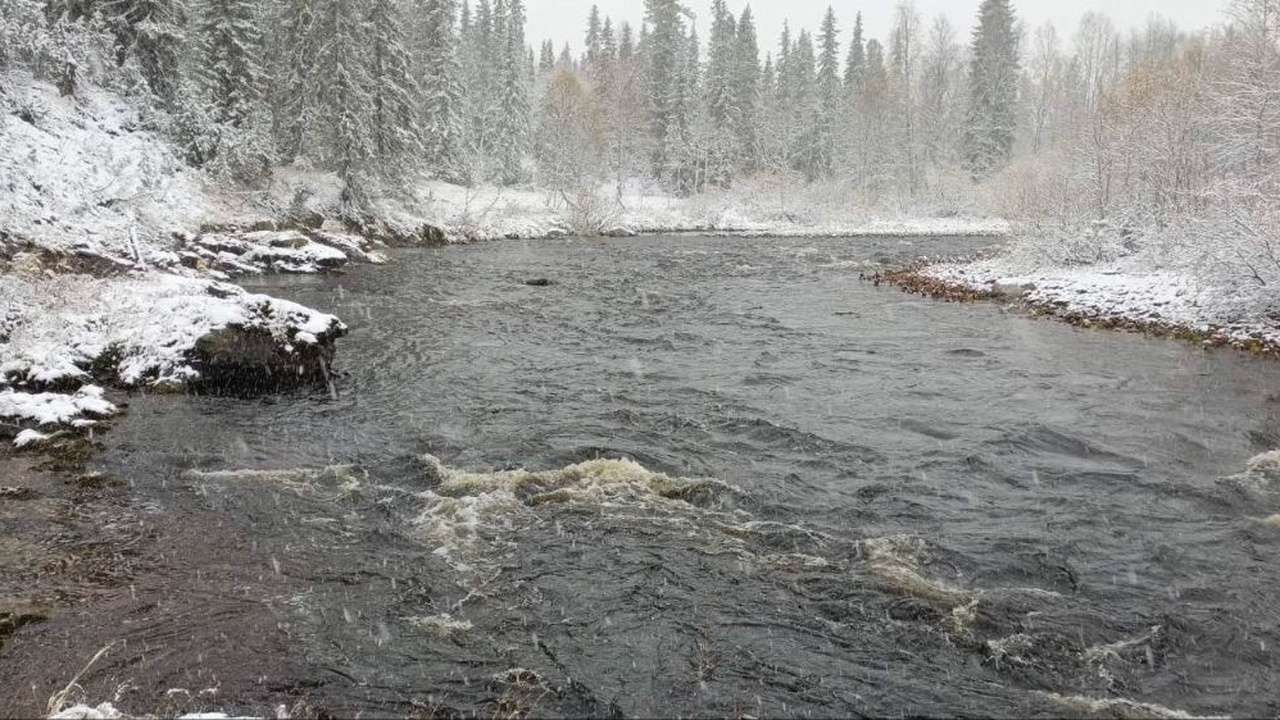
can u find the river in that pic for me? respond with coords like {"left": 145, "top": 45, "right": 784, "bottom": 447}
{"left": 4, "top": 235, "right": 1278, "bottom": 718}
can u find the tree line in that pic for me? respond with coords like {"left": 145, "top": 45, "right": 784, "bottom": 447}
{"left": 2, "top": 0, "right": 1278, "bottom": 260}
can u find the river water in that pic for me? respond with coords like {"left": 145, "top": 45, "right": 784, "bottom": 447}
{"left": 5, "top": 235, "right": 1279, "bottom": 717}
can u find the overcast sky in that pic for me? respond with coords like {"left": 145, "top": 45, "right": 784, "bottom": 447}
{"left": 525, "top": 0, "right": 1229, "bottom": 57}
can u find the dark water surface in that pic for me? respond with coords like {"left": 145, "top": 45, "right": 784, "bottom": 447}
{"left": 5, "top": 235, "right": 1279, "bottom": 717}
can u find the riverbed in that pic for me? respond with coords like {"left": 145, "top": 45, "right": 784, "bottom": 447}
{"left": 4, "top": 235, "right": 1278, "bottom": 718}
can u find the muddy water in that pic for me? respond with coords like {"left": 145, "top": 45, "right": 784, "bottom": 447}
{"left": 4, "top": 235, "right": 1280, "bottom": 718}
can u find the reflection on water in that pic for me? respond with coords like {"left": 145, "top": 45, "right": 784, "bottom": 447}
{"left": 5, "top": 235, "right": 1279, "bottom": 718}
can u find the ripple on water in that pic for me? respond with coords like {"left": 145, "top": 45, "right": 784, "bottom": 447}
{"left": 44, "top": 235, "right": 1280, "bottom": 718}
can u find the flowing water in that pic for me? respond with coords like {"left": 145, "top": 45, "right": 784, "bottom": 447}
{"left": 4, "top": 235, "right": 1280, "bottom": 718}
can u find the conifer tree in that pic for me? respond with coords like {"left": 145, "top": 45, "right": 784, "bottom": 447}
{"left": 705, "top": 0, "right": 738, "bottom": 185}
{"left": 418, "top": 0, "right": 466, "bottom": 181}
{"left": 538, "top": 39, "right": 555, "bottom": 73}
{"left": 102, "top": 0, "right": 185, "bottom": 107}
{"left": 964, "top": 0, "right": 1020, "bottom": 175}
{"left": 197, "top": 0, "right": 265, "bottom": 131}
{"left": 643, "top": 0, "right": 687, "bottom": 179}
{"left": 494, "top": 0, "right": 530, "bottom": 183}
{"left": 308, "top": 0, "right": 375, "bottom": 210}
{"left": 816, "top": 6, "right": 841, "bottom": 177}
{"left": 733, "top": 6, "right": 760, "bottom": 169}
{"left": 844, "top": 11, "right": 865, "bottom": 89}
{"left": 585, "top": 5, "right": 603, "bottom": 70}
{"left": 367, "top": 0, "right": 422, "bottom": 178}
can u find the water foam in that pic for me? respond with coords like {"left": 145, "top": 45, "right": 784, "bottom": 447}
{"left": 1044, "top": 693, "right": 1228, "bottom": 720}
{"left": 412, "top": 455, "right": 743, "bottom": 581}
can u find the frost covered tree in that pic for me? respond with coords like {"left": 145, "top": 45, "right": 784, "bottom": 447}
{"left": 733, "top": 6, "right": 760, "bottom": 169}
{"left": 889, "top": 2, "right": 922, "bottom": 193}
{"left": 844, "top": 11, "right": 865, "bottom": 90}
{"left": 366, "top": 0, "right": 421, "bottom": 179}
{"left": 101, "top": 0, "right": 186, "bottom": 107}
{"left": 269, "top": 0, "right": 314, "bottom": 161}
{"left": 585, "top": 4, "right": 603, "bottom": 71}
{"left": 417, "top": 0, "right": 466, "bottom": 181}
{"left": 305, "top": 0, "right": 376, "bottom": 210}
{"left": 918, "top": 15, "right": 964, "bottom": 169}
{"left": 493, "top": 0, "right": 530, "bottom": 184}
{"left": 964, "top": 0, "right": 1020, "bottom": 176}
{"left": 789, "top": 30, "right": 820, "bottom": 180}
{"left": 643, "top": 0, "right": 688, "bottom": 180}
{"left": 815, "top": 6, "right": 841, "bottom": 178}
{"left": 538, "top": 39, "right": 555, "bottom": 73}
{"left": 196, "top": 0, "right": 264, "bottom": 130}
{"left": 194, "top": 0, "right": 272, "bottom": 181}
{"left": 705, "top": 0, "right": 739, "bottom": 185}
{"left": 0, "top": 0, "right": 47, "bottom": 75}
{"left": 536, "top": 66, "right": 604, "bottom": 189}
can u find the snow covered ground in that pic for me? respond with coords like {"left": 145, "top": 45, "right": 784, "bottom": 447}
{"left": 364, "top": 178, "right": 1009, "bottom": 243}
{"left": 925, "top": 250, "right": 1280, "bottom": 353}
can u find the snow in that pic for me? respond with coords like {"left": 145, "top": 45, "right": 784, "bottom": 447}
{"left": 0, "top": 386, "right": 115, "bottom": 426}
{"left": 1, "top": 273, "right": 344, "bottom": 390}
{"left": 364, "top": 178, "right": 1009, "bottom": 243}
{"left": 49, "top": 704, "right": 123, "bottom": 720}
{"left": 0, "top": 74, "right": 208, "bottom": 263}
{"left": 926, "top": 250, "right": 1280, "bottom": 352}
{"left": 13, "top": 428, "right": 53, "bottom": 448}
{"left": 49, "top": 705, "right": 260, "bottom": 720}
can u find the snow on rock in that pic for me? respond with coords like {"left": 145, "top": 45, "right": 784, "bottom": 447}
{"left": 178, "top": 230, "right": 386, "bottom": 276}
{"left": 48, "top": 704, "right": 261, "bottom": 720}
{"left": 0, "top": 386, "right": 115, "bottom": 426}
{"left": 49, "top": 703, "right": 124, "bottom": 720}
{"left": 13, "top": 428, "right": 54, "bottom": 448}
{"left": 1, "top": 273, "right": 345, "bottom": 392}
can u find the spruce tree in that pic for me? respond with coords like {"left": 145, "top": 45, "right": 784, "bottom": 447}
{"left": 274, "top": 0, "right": 315, "bottom": 162}
{"left": 705, "top": 0, "right": 738, "bottom": 185}
{"left": 643, "top": 0, "right": 686, "bottom": 180}
{"left": 790, "top": 30, "right": 820, "bottom": 180}
{"left": 538, "top": 39, "right": 555, "bottom": 73}
{"left": 733, "top": 6, "right": 760, "bottom": 169}
{"left": 816, "top": 6, "right": 841, "bottom": 177}
{"left": 197, "top": 0, "right": 265, "bottom": 131}
{"left": 585, "top": 4, "right": 603, "bottom": 70}
{"left": 418, "top": 0, "right": 466, "bottom": 181}
{"left": 195, "top": 0, "right": 271, "bottom": 181}
{"left": 102, "top": 0, "right": 185, "bottom": 107}
{"left": 844, "top": 11, "right": 865, "bottom": 89}
{"left": 494, "top": 0, "right": 530, "bottom": 184}
{"left": 368, "top": 0, "right": 422, "bottom": 178}
{"left": 964, "top": 0, "right": 1020, "bottom": 176}
{"left": 308, "top": 0, "right": 375, "bottom": 210}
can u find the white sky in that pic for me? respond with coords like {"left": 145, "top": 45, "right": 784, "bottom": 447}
{"left": 526, "top": 0, "right": 1229, "bottom": 57}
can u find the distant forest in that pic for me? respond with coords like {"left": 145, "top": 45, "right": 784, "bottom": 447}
{"left": 2, "top": 0, "right": 1278, "bottom": 259}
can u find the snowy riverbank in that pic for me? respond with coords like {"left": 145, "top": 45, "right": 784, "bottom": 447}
{"left": 907, "top": 252, "right": 1280, "bottom": 357}
{"left": 0, "top": 272, "right": 345, "bottom": 444}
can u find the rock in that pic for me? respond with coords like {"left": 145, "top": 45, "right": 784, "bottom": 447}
{"left": 344, "top": 216, "right": 446, "bottom": 247}
{"left": 992, "top": 282, "right": 1035, "bottom": 300}
{"left": 524, "top": 278, "right": 554, "bottom": 287}
{"left": 281, "top": 209, "right": 325, "bottom": 231}
{"left": 188, "top": 323, "right": 345, "bottom": 396}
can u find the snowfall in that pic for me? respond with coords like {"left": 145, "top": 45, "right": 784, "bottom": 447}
{"left": 3, "top": 70, "right": 1277, "bottom": 448}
